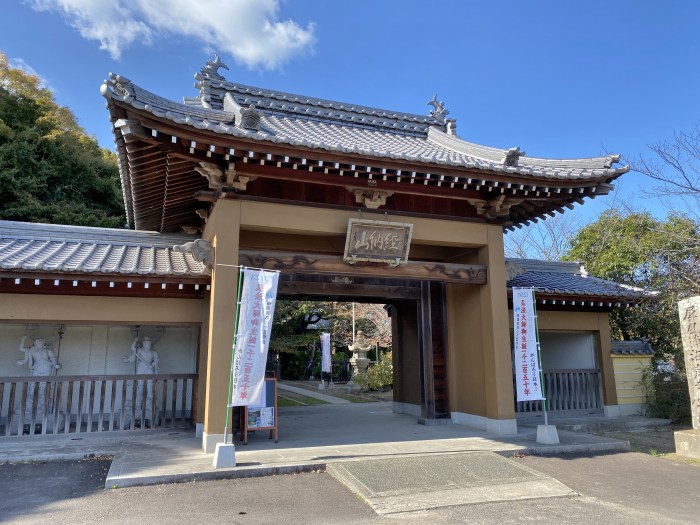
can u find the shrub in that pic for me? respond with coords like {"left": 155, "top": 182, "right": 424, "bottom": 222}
{"left": 353, "top": 351, "right": 393, "bottom": 391}
{"left": 642, "top": 366, "right": 691, "bottom": 423}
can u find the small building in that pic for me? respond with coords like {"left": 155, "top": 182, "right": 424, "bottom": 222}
{"left": 507, "top": 259, "right": 653, "bottom": 416}
{"left": 0, "top": 58, "right": 648, "bottom": 449}
{"left": 610, "top": 339, "right": 655, "bottom": 416}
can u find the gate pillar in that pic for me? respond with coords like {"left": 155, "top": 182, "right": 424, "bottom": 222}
{"left": 201, "top": 200, "right": 241, "bottom": 452}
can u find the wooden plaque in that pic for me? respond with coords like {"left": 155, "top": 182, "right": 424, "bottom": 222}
{"left": 343, "top": 219, "right": 413, "bottom": 265}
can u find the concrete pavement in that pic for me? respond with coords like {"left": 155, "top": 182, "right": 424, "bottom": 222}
{"left": 0, "top": 401, "right": 631, "bottom": 491}
{"left": 2, "top": 451, "right": 699, "bottom": 524}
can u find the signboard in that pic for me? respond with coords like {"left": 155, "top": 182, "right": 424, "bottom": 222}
{"left": 240, "top": 377, "right": 278, "bottom": 444}
{"left": 247, "top": 407, "right": 275, "bottom": 429}
{"left": 343, "top": 219, "right": 413, "bottom": 265}
{"left": 513, "top": 287, "right": 544, "bottom": 402}
{"left": 231, "top": 268, "right": 279, "bottom": 406}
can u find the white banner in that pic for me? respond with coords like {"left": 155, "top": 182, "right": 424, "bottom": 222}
{"left": 231, "top": 269, "right": 279, "bottom": 406}
{"left": 513, "top": 287, "right": 544, "bottom": 402}
{"left": 321, "top": 332, "right": 332, "bottom": 373}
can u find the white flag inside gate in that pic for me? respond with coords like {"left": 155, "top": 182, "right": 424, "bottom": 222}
{"left": 231, "top": 268, "right": 279, "bottom": 406}
{"left": 321, "top": 332, "right": 332, "bottom": 373}
{"left": 513, "top": 287, "right": 544, "bottom": 402}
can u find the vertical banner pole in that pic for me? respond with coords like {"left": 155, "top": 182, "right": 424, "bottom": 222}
{"left": 224, "top": 267, "right": 245, "bottom": 445}
{"left": 531, "top": 288, "right": 548, "bottom": 426}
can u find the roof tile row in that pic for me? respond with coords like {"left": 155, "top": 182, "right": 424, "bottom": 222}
{"left": 102, "top": 74, "right": 628, "bottom": 182}
{"left": 1, "top": 222, "right": 650, "bottom": 301}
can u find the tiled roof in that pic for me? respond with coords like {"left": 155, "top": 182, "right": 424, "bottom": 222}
{"left": 0, "top": 221, "right": 208, "bottom": 277}
{"left": 0, "top": 222, "right": 651, "bottom": 303}
{"left": 611, "top": 339, "right": 654, "bottom": 356}
{"left": 506, "top": 258, "right": 654, "bottom": 301}
{"left": 101, "top": 73, "right": 628, "bottom": 181}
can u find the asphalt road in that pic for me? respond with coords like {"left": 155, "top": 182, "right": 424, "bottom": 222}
{"left": 0, "top": 451, "right": 698, "bottom": 524}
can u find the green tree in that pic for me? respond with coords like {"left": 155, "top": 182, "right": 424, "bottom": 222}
{"left": 268, "top": 300, "right": 392, "bottom": 379}
{"left": 565, "top": 210, "right": 700, "bottom": 366}
{"left": 0, "top": 52, "right": 124, "bottom": 227}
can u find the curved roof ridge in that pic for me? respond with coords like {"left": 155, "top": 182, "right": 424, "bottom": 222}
{"left": 427, "top": 127, "right": 506, "bottom": 163}
{"left": 102, "top": 73, "right": 629, "bottom": 182}
{"left": 506, "top": 258, "right": 583, "bottom": 274}
{"left": 520, "top": 155, "right": 622, "bottom": 170}
{"left": 202, "top": 77, "right": 445, "bottom": 126}
{"left": 429, "top": 127, "right": 626, "bottom": 171}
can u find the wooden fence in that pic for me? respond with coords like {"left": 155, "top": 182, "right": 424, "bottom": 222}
{"left": 515, "top": 369, "right": 602, "bottom": 413}
{"left": 0, "top": 374, "right": 197, "bottom": 437}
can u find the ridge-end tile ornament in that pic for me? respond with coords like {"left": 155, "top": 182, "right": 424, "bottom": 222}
{"left": 427, "top": 94, "right": 450, "bottom": 119}
{"left": 100, "top": 74, "right": 134, "bottom": 102}
{"left": 344, "top": 219, "right": 413, "bottom": 266}
{"left": 200, "top": 53, "right": 229, "bottom": 80}
{"left": 676, "top": 296, "right": 700, "bottom": 458}
{"left": 239, "top": 103, "right": 262, "bottom": 131}
{"left": 173, "top": 239, "right": 214, "bottom": 269}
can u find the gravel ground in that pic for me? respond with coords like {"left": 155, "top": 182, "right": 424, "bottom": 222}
{"left": 593, "top": 424, "right": 700, "bottom": 465}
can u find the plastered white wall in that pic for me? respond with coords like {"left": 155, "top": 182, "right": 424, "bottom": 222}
{"left": 539, "top": 332, "right": 596, "bottom": 369}
{"left": 0, "top": 322, "right": 199, "bottom": 419}
{"left": 0, "top": 323, "right": 198, "bottom": 376}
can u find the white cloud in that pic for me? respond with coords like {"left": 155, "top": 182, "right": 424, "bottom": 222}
{"left": 29, "top": 0, "right": 315, "bottom": 69}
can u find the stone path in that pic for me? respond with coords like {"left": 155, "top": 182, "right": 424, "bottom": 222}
{"left": 277, "top": 382, "right": 350, "bottom": 404}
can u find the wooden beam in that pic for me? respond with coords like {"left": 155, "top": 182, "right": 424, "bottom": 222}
{"left": 238, "top": 250, "right": 487, "bottom": 284}
{"left": 277, "top": 281, "right": 421, "bottom": 300}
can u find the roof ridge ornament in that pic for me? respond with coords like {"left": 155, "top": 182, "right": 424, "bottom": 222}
{"left": 445, "top": 118, "right": 458, "bottom": 137}
{"left": 427, "top": 94, "right": 450, "bottom": 119}
{"left": 200, "top": 53, "right": 229, "bottom": 81}
{"left": 502, "top": 147, "right": 525, "bottom": 167}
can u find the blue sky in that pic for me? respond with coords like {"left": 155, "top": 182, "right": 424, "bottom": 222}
{"left": 2, "top": 0, "right": 699, "bottom": 222}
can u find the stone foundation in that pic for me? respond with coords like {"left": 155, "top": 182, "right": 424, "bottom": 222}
{"left": 674, "top": 429, "right": 700, "bottom": 459}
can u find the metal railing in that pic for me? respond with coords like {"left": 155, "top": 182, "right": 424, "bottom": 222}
{"left": 515, "top": 369, "right": 603, "bottom": 413}
{"left": 0, "top": 374, "right": 197, "bottom": 437}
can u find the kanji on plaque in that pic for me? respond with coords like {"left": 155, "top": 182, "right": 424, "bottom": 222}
{"left": 513, "top": 287, "right": 544, "bottom": 402}
{"left": 231, "top": 269, "right": 279, "bottom": 406}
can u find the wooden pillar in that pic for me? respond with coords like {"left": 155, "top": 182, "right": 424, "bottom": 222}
{"left": 390, "top": 301, "right": 421, "bottom": 417}
{"left": 419, "top": 282, "right": 436, "bottom": 420}
{"left": 446, "top": 225, "right": 517, "bottom": 435}
{"left": 596, "top": 312, "right": 620, "bottom": 413}
{"left": 201, "top": 200, "right": 241, "bottom": 452}
{"left": 419, "top": 281, "right": 450, "bottom": 421}
{"left": 195, "top": 296, "right": 211, "bottom": 434}
{"left": 478, "top": 228, "right": 516, "bottom": 427}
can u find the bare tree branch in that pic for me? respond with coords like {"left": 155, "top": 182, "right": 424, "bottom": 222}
{"left": 634, "top": 124, "right": 700, "bottom": 198}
